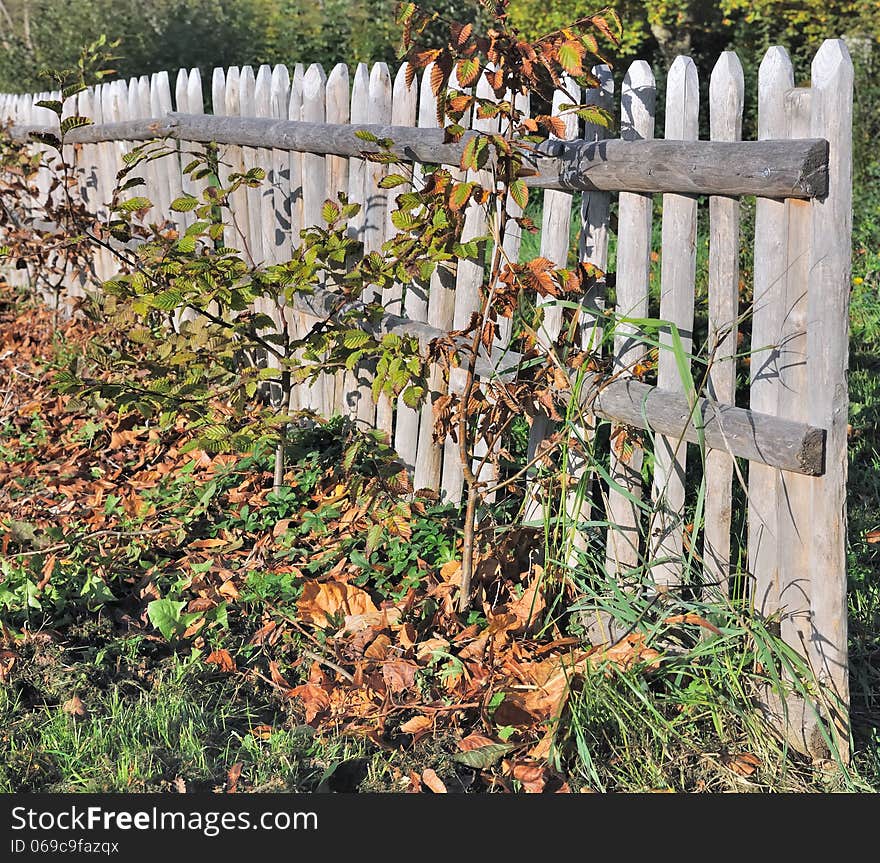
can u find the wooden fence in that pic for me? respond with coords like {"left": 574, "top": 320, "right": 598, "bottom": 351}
{"left": 0, "top": 40, "right": 854, "bottom": 755}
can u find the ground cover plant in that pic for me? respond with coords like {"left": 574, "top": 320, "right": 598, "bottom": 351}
{"left": 1, "top": 4, "right": 878, "bottom": 793}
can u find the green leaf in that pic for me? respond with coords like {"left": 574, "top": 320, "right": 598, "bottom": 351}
{"left": 35, "top": 99, "right": 63, "bottom": 116}
{"left": 117, "top": 196, "right": 152, "bottom": 213}
{"left": 61, "top": 82, "right": 86, "bottom": 100}
{"left": 365, "top": 522, "right": 384, "bottom": 555}
{"left": 171, "top": 195, "right": 199, "bottom": 212}
{"left": 460, "top": 135, "right": 480, "bottom": 171}
{"left": 60, "top": 115, "right": 93, "bottom": 137}
{"left": 343, "top": 329, "right": 372, "bottom": 349}
{"left": 152, "top": 289, "right": 184, "bottom": 310}
{"left": 449, "top": 181, "right": 474, "bottom": 212}
{"left": 354, "top": 129, "right": 379, "bottom": 143}
{"left": 558, "top": 42, "right": 582, "bottom": 75}
{"left": 391, "top": 209, "right": 417, "bottom": 231}
{"left": 379, "top": 173, "right": 408, "bottom": 189}
{"left": 147, "top": 598, "right": 186, "bottom": 641}
{"left": 452, "top": 743, "right": 517, "bottom": 769}
{"left": 29, "top": 131, "right": 60, "bottom": 149}
{"left": 509, "top": 179, "right": 528, "bottom": 211}
{"left": 175, "top": 235, "right": 197, "bottom": 254}
{"left": 322, "top": 200, "right": 340, "bottom": 225}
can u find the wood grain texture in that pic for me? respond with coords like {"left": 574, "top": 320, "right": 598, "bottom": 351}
{"left": 748, "top": 46, "right": 793, "bottom": 616}
{"left": 806, "top": 38, "right": 853, "bottom": 749}
{"left": 18, "top": 115, "right": 828, "bottom": 199}
{"left": 412, "top": 64, "right": 454, "bottom": 493}
{"left": 650, "top": 55, "right": 699, "bottom": 588}
{"left": 703, "top": 51, "right": 744, "bottom": 593}
{"left": 605, "top": 60, "right": 655, "bottom": 577}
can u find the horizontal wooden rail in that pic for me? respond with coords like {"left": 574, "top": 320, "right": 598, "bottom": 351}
{"left": 292, "top": 288, "right": 825, "bottom": 475}
{"left": 11, "top": 113, "right": 828, "bottom": 198}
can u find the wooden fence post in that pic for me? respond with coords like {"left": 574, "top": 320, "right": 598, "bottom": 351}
{"left": 605, "top": 59, "right": 656, "bottom": 577}
{"left": 748, "top": 46, "right": 793, "bottom": 615}
{"left": 703, "top": 51, "right": 744, "bottom": 593}
{"left": 806, "top": 38, "right": 853, "bottom": 756}
{"left": 412, "top": 64, "right": 455, "bottom": 493}
{"left": 649, "top": 55, "right": 699, "bottom": 588}
{"left": 523, "top": 75, "right": 581, "bottom": 525}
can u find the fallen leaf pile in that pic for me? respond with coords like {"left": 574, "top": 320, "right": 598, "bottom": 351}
{"left": 0, "top": 285, "right": 685, "bottom": 792}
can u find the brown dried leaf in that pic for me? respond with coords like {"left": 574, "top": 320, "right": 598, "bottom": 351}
{"left": 365, "top": 633, "right": 392, "bottom": 660}
{"left": 298, "top": 580, "right": 378, "bottom": 628}
{"left": 288, "top": 683, "right": 331, "bottom": 723}
{"left": 457, "top": 733, "right": 496, "bottom": 752}
{"left": 400, "top": 714, "right": 433, "bottom": 736}
{"left": 382, "top": 659, "right": 419, "bottom": 694}
{"left": 226, "top": 762, "right": 242, "bottom": 793}
{"left": 62, "top": 695, "right": 88, "bottom": 718}
{"left": 421, "top": 768, "right": 447, "bottom": 793}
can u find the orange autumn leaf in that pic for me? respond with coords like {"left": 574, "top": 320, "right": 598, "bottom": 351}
{"left": 457, "top": 733, "right": 496, "bottom": 751}
{"left": 288, "top": 683, "right": 331, "bottom": 723}
{"left": 365, "top": 633, "right": 392, "bottom": 660}
{"left": 206, "top": 649, "right": 236, "bottom": 672}
{"left": 297, "top": 580, "right": 378, "bottom": 628}
{"left": 400, "top": 715, "right": 434, "bottom": 737}
{"left": 226, "top": 762, "right": 242, "bottom": 793}
{"left": 509, "top": 760, "right": 547, "bottom": 793}
{"left": 663, "top": 613, "right": 723, "bottom": 636}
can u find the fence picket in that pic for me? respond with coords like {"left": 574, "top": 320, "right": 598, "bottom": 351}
{"left": 748, "top": 47, "right": 792, "bottom": 614}
{"left": 412, "top": 64, "right": 454, "bottom": 493}
{"left": 285, "top": 64, "right": 305, "bottom": 413}
{"left": 649, "top": 56, "right": 700, "bottom": 588}
{"left": 604, "top": 60, "right": 655, "bottom": 578}
{"left": 806, "top": 38, "right": 853, "bottom": 748}
{"left": 703, "top": 51, "right": 744, "bottom": 593}
{"left": 523, "top": 76, "right": 580, "bottom": 524}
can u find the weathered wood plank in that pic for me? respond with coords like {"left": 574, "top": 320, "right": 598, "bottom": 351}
{"left": 806, "top": 38, "right": 853, "bottom": 752}
{"left": 650, "top": 55, "right": 700, "bottom": 588}
{"left": 523, "top": 76, "right": 580, "bottom": 524}
{"left": 570, "top": 65, "right": 613, "bottom": 557}
{"left": 16, "top": 115, "right": 829, "bottom": 199}
{"left": 748, "top": 46, "right": 793, "bottom": 616}
{"left": 442, "top": 67, "right": 491, "bottom": 505}
{"left": 300, "top": 63, "right": 329, "bottom": 417}
{"left": 325, "top": 62, "right": 350, "bottom": 417}
{"left": 270, "top": 64, "right": 292, "bottom": 264}
{"left": 605, "top": 59, "right": 656, "bottom": 577}
{"left": 412, "top": 64, "right": 455, "bottom": 493}
{"left": 239, "top": 66, "right": 264, "bottom": 266}
{"left": 703, "top": 51, "right": 744, "bottom": 594}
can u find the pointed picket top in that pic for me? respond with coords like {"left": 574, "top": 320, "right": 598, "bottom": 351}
{"left": 271, "top": 64, "right": 291, "bottom": 118}
{"left": 709, "top": 51, "right": 744, "bottom": 142}
{"left": 239, "top": 66, "right": 256, "bottom": 117}
{"left": 582, "top": 64, "right": 612, "bottom": 142}
{"left": 369, "top": 62, "right": 392, "bottom": 120}
{"left": 211, "top": 67, "right": 226, "bottom": 116}
{"left": 350, "top": 62, "right": 370, "bottom": 124}
{"left": 326, "top": 63, "right": 350, "bottom": 123}
{"left": 254, "top": 65, "right": 272, "bottom": 118}
{"left": 150, "top": 71, "right": 172, "bottom": 118}
{"left": 621, "top": 60, "right": 655, "bottom": 142}
{"left": 187, "top": 69, "right": 204, "bottom": 115}
{"left": 418, "top": 62, "right": 439, "bottom": 128}
{"left": 111, "top": 80, "right": 128, "bottom": 122}
{"left": 288, "top": 63, "right": 305, "bottom": 121}
{"left": 175, "top": 68, "right": 189, "bottom": 112}
{"left": 392, "top": 62, "right": 418, "bottom": 125}
{"left": 547, "top": 74, "right": 579, "bottom": 140}
{"left": 758, "top": 46, "right": 793, "bottom": 139}
{"left": 302, "top": 62, "right": 327, "bottom": 105}
{"left": 665, "top": 56, "right": 699, "bottom": 140}
{"left": 224, "top": 67, "right": 241, "bottom": 117}
{"left": 812, "top": 38, "right": 854, "bottom": 91}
